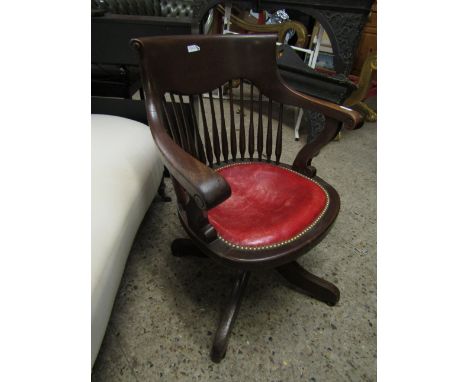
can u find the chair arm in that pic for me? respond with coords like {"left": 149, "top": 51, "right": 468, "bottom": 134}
{"left": 148, "top": 111, "right": 231, "bottom": 210}
{"left": 283, "top": 86, "right": 364, "bottom": 170}
{"left": 279, "top": 83, "right": 364, "bottom": 130}
{"left": 292, "top": 118, "right": 341, "bottom": 170}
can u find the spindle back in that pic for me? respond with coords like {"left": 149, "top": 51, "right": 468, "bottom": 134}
{"left": 132, "top": 34, "right": 294, "bottom": 166}
{"left": 158, "top": 82, "right": 285, "bottom": 166}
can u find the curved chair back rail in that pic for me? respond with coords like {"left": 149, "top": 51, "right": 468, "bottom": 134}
{"left": 132, "top": 35, "right": 361, "bottom": 127}
{"left": 132, "top": 34, "right": 362, "bottom": 268}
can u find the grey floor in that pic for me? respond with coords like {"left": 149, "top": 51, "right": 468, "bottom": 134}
{"left": 92, "top": 101, "right": 377, "bottom": 382}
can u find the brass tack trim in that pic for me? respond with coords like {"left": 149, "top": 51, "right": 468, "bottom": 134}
{"left": 213, "top": 162, "right": 330, "bottom": 251}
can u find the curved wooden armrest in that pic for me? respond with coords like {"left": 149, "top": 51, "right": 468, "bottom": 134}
{"left": 282, "top": 86, "right": 364, "bottom": 170}
{"left": 148, "top": 111, "right": 231, "bottom": 210}
{"left": 292, "top": 118, "right": 341, "bottom": 170}
{"left": 277, "top": 82, "right": 364, "bottom": 130}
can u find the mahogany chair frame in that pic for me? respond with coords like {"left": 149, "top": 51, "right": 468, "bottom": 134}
{"left": 132, "top": 34, "right": 363, "bottom": 362}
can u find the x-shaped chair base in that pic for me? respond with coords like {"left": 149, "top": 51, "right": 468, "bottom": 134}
{"left": 171, "top": 238, "right": 340, "bottom": 362}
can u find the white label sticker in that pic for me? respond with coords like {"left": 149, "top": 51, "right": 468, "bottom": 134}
{"left": 187, "top": 44, "right": 201, "bottom": 53}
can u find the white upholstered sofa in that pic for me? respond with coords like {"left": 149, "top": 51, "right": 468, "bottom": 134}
{"left": 91, "top": 115, "right": 164, "bottom": 366}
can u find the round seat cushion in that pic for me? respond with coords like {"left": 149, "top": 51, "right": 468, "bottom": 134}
{"left": 207, "top": 162, "right": 329, "bottom": 250}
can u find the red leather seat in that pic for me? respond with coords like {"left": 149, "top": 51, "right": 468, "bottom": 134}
{"left": 208, "top": 162, "right": 329, "bottom": 250}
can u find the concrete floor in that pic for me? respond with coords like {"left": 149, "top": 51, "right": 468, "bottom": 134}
{"left": 92, "top": 101, "right": 376, "bottom": 382}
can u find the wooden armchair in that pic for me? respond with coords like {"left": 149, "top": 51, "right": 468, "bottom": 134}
{"left": 132, "top": 34, "right": 363, "bottom": 362}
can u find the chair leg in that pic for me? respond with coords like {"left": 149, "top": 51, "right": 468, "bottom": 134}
{"left": 276, "top": 261, "right": 340, "bottom": 306}
{"left": 171, "top": 239, "right": 206, "bottom": 258}
{"left": 211, "top": 272, "right": 250, "bottom": 363}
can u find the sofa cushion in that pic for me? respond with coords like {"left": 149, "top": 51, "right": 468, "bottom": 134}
{"left": 91, "top": 115, "right": 164, "bottom": 366}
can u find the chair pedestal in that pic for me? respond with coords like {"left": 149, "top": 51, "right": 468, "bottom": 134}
{"left": 171, "top": 238, "right": 341, "bottom": 361}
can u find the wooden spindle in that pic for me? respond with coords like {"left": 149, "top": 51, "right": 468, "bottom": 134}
{"left": 266, "top": 98, "right": 273, "bottom": 162}
{"left": 189, "top": 95, "right": 207, "bottom": 164}
{"left": 239, "top": 79, "right": 246, "bottom": 160}
{"left": 218, "top": 86, "right": 229, "bottom": 162}
{"left": 257, "top": 91, "right": 263, "bottom": 161}
{"left": 199, "top": 95, "right": 214, "bottom": 167}
{"left": 161, "top": 97, "right": 180, "bottom": 145}
{"left": 208, "top": 91, "right": 221, "bottom": 164}
{"left": 169, "top": 93, "right": 188, "bottom": 151}
{"left": 248, "top": 82, "right": 255, "bottom": 160}
{"left": 275, "top": 103, "right": 284, "bottom": 164}
{"left": 178, "top": 94, "right": 194, "bottom": 155}
{"left": 229, "top": 80, "right": 237, "bottom": 161}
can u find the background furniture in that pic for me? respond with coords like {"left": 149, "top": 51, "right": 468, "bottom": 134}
{"left": 93, "top": 0, "right": 194, "bottom": 17}
{"left": 92, "top": 0, "right": 193, "bottom": 102}
{"left": 345, "top": 52, "right": 377, "bottom": 121}
{"left": 91, "top": 115, "right": 164, "bottom": 366}
{"left": 191, "top": 0, "right": 373, "bottom": 142}
{"left": 132, "top": 34, "right": 362, "bottom": 362}
{"left": 214, "top": 4, "right": 309, "bottom": 48}
{"left": 277, "top": 45, "right": 357, "bottom": 140}
{"left": 352, "top": 0, "right": 377, "bottom": 75}
{"left": 192, "top": 0, "right": 373, "bottom": 75}
{"left": 213, "top": 3, "right": 358, "bottom": 140}
{"left": 309, "top": 51, "right": 377, "bottom": 122}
